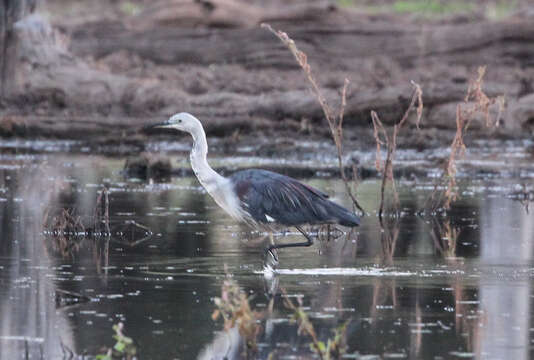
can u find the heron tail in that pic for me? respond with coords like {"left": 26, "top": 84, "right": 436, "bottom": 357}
{"left": 326, "top": 201, "right": 360, "bottom": 227}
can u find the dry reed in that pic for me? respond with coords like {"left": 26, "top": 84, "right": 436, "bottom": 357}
{"left": 43, "top": 208, "right": 85, "bottom": 257}
{"left": 262, "top": 23, "right": 364, "bottom": 215}
{"left": 282, "top": 288, "right": 349, "bottom": 359}
{"left": 371, "top": 81, "right": 423, "bottom": 218}
{"left": 212, "top": 275, "right": 262, "bottom": 355}
{"left": 431, "top": 66, "right": 504, "bottom": 210}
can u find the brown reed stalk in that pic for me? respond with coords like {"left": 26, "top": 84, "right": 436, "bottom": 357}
{"left": 262, "top": 23, "right": 365, "bottom": 215}
{"left": 46, "top": 208, "right": 86, "bottom": 257}
{"left": 439, "top": 66, "right": 504, "bottom": 210}
{"left": 94, "top": 187, "right": 110, "bottom": 235}
{"left": 371, "top": 81, "right": 423, "bottom": 218}
{"left": 281, "top": 288, "right": 349, "bottom": 359}
{"left": 212, "top": 275, "right": 262, "bottom": 355}
{"left": 281, "top": 289, "right": 324, "bottom": 359}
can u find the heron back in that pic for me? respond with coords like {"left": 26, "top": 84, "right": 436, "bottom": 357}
{"left": 230, "top": 169, "right": 360, "bottom": 227}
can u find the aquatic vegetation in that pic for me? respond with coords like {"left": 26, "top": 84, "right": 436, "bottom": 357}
{"left": 43, "top": 187, "right": 111, "bottom": 262}
{"left": 211, "top": 272, "right": 351, "bottom": 359}
{"left": 282, "top": 289, "right": 350, "bottom": 360}
{"left": 94, "top": 187, "right": 111, "bottom": 237}
{"left": 212, "top": 275, "right": 262, "bottom": 356}
{"left": 371, "top": 82, "right": 423, "bottom": 218}
{"left": 96, "top": 323, "right": 137, "bottom": 360}
{"left": 377, "top": 216, "right": 400, "bottom": 267}
{"left": 428, "top": 218, "right": 460, "bottom": 260}
{"left": 43, "top": 186, "right": 152, "bottom": 268}
{"left": 431, "top": 66, "right": 505, "bottom": 211}
{"left": 262, "top": 23, "right": 365, "bottom": 215}
{"left": 262, "top": 23, "right": 430, "bottom": 219}
{"left": 43, "top": 208, "right": 85, "bottom": 257}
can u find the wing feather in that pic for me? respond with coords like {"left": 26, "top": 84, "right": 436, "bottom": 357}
{"left": 230, "top": 169, "right": 359, "bottom": 226}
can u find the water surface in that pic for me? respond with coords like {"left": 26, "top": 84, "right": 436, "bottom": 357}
{"left": 0, "top": 153, "right": 532, "bottom": 359}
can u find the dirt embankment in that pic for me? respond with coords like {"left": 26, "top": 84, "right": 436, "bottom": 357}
{"left": 1, "top": 0, "right": 534, "bottom": 146}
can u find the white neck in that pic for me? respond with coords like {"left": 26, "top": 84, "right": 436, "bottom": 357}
{"left": 188, "top": 124, "right": 243, "bottom": 220}
{"left": 189, "top": 125, "right": 225, "bottom": 192}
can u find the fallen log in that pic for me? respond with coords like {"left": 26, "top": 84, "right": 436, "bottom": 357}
{"left": 2, "top": 1, "right": 534, "bottom": 140}
{"left": 70, "top": 12, "right": 534, "bottom": 70}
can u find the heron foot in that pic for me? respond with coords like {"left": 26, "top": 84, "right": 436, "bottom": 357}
{"left": 264, "top": 246, "right": 279, "bottom": 267}
{"left": 263, "top": 273, "right": 279, "bottom": 301}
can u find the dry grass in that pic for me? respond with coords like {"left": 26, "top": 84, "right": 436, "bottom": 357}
{"left": 430, "top": 66, "right": 504, "bottom": 211}
{"left": 262, "top": 23, "right": 365, "bottom": 215}
{"left": 44, "top": 186, "right": 152, "bottom": 270}
{"left": 43, "top": 187, "right": 111, "bottom": 264}
{"left": 43, "top": 208, "right": 85, "bottom": 257}
{"left": 212, "top": 275, "right": 262, "bottom": 356}
{"left": 371, "top": 81, "right": 423, "bottom": 218}
{"left": 377, "top": 216, "right": 400, "bottom": 266}
{"left": 211, "top": 274, "right": 349, "bottom": 359}
{"left": 282, "top": 289, "right": 349, "bottom": 359}
{"left": 368, "top": 81, "right": 422, "bottom": 269}
{"left": 427, "top": 218, "right": 461, "bottom": 260}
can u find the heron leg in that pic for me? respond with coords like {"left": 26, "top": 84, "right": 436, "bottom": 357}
{"left": 266, "top": 232, "right": 279, "bottom": 263}
{"left": 266, "top": 225, "right": 314, "bottom": 254}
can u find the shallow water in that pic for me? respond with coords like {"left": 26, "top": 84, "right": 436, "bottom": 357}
{"left": 0, "top": 152, "right": 533, "bottom": 359}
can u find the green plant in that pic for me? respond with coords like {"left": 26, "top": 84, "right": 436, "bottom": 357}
{"left": 96, "top": 323, "right": 137, "bottom": 360}
{"left": 119, "top": 2, "right": 143, "bottom": 16}
{"left": 393, "top": 0, "right": 475, "bottom": 15}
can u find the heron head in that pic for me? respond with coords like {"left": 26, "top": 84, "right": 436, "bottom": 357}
{"left": 151, "top": 112, "right": 201, "bottom": 134}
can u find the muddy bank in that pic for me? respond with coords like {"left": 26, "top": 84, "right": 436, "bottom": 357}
{"left": 1, "top": 0, "right": 534, "bottom": 143}
{"left": 1, "top": 125, "right": 531, "bottom": 184}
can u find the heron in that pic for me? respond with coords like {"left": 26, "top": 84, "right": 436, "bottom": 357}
{"left": 150, "top": 112, "right": 360, "bottom": 260}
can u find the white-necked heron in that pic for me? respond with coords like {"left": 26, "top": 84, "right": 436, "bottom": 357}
{"left": 150, "top": 112, "right": 360, "bottom": 259}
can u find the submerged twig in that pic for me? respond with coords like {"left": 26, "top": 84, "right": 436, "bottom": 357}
{"left": 94, "top": 187, "right": 111, "bottom": 236}
{"left": 43, "top": 208, "right": 86, "bottom": 258}
{"left": 93, "top": 187, "right": 111, "bottom": 275}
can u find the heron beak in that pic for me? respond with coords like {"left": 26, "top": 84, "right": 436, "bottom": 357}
{"left": 143, "top": 120, "right": 174, "bottom": 132}
{"left": 150, "top": 121, "right": 172, "bottom": 129}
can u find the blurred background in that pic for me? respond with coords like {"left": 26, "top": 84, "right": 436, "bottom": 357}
{"left": 1, "top": 0, "right": 534, "bottom": 145}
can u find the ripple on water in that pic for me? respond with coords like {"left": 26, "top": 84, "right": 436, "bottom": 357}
{"left": 256, "top": 267, "right": 414, "bottom": 277}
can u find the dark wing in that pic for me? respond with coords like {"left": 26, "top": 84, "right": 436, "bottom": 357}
{"left": 230, "top": 169, "right": 359, "bottom": 227}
